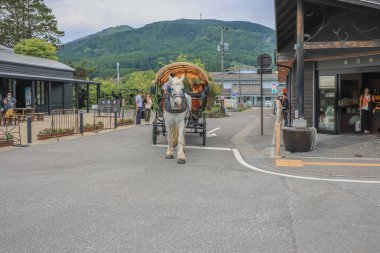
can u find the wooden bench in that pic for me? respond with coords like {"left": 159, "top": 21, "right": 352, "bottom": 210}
{"left": 35, "top": 113, "right": 45, "bottom": 121}
{"left": 17, "top": 114, "right": 27, "bottom": 122}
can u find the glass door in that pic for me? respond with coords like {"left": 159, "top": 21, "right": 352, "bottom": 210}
{"left": 318, "top": 76, "right": 337, "bottom": 133}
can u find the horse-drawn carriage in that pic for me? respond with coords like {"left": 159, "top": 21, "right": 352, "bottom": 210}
{"left": 152, "top": 62, "right": 210, "bottom": 148}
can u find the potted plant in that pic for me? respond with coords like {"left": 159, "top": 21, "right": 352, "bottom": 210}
{"left": 37, "top": 129, "right": 51, "bottom": 140}
{"left": 117, "top": 119, "right": 124, "bottom": 126}
{"left": 0, "top": 133, "right": 14, "bottom": 147}
{"left": 125, "top": 117, "right": 134, "bottom": 125}
{"left": 96, "top": 121, "right": 104, "bottom": 130}
{"left": 63, "top": 128, "right": 75, "bottom": 136}
{"left": 84, "top": 123, "right": 94, "bottom": 132}
{"left": 52, "top": 128, "right": 64, "bottom": 137}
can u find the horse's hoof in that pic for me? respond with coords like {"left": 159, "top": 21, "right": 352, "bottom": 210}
{"left": 166, "top": 155, "right": 174, "bottom": 159}
{"left": 177, "top": 159, "right": 186, "bottom": 164}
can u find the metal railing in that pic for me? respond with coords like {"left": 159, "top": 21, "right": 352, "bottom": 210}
{"left": 51, "top": 109, "right": 79, "bottom": 136}
{"left": 0, "top": 123, "right": 21, "bottom": 146}
{"left": 93, "top": 110, "right": 116, "bottom": 130}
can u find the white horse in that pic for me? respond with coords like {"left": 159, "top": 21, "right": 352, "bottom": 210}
{"left": 164, "top": 74, "right": 191, "bottom": 164}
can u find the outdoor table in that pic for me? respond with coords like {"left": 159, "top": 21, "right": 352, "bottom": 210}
{"left": 13, "top": 108, "right": 35, "bottom": 121}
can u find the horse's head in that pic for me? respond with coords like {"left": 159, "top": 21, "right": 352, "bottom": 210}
{"left": 169, "top": 74, "right": 185, "bottom": 109}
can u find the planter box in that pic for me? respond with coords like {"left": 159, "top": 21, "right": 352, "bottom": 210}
{"left": 84, "top": 128, "right": 94, "bottom": 132}
{"left": 96, "top": 125, "right": 104, "bottom": 130}
{"left": 283, "top": 127, "right": 317, "bottom": 153}
{"left": 52, "top": 132, "right": 63, "bottom": 137}
{"left": 0, "top": 140, "right": 14, "bottom": 147}
{"left": 37, "top": 134, "right": 49, "bottom": 140}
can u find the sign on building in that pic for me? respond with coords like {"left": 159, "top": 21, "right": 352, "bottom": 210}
{"left": 98, "top": 99, "right": 121, "bottom": 113}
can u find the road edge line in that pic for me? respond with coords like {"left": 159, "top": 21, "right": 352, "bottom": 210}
{"left": 232, "top": 149, "right": 380, "bottom": 184}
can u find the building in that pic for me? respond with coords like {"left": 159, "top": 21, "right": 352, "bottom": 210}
{"left": 0, "top": 45, "right": 100, "bottom": 114}
{"left": 211, "top": 70, "right": 280, "bottom": 106}
{"left": 275, "top": 0, "right": 380, "bottom": 134}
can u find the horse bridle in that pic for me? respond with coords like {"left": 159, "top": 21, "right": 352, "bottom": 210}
{"left": 164, "top": 86, "right": 188, "bottom": 114}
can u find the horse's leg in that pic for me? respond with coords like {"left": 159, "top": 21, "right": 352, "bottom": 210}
{"left": 182, "top": 120, "right": 186, "bottom": 153}
{"left": 177, "top": 119, "right": 186, "bottom": 164}
{"left": 172, "top": 124, "right": 178, "bottom": 148}
{"left": 165, "top": 120, "right": 174, "bottom": 159}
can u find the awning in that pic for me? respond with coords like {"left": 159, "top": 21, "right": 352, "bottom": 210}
{"left": 0, "top": 71, "right": 100, "bottom": 85}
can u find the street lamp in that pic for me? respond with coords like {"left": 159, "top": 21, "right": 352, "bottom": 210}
{"left": 217, "top": 26, "right": 229, "bottom": 92}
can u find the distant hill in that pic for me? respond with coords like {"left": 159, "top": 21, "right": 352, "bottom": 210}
{"left": 58, "top": 19, "right": 276, "bottom": 78}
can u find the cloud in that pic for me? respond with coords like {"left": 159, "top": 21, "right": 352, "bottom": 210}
{"left": 45, "top": 0, "right": 275, "bottom": 42}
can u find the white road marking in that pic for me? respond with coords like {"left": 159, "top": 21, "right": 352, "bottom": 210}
{"left": 207, "top": 127, "right": 221, "bottom": 134}
{"left": 206, "top": 133, "right": 217, "bottom": 138}
{"left": 232, "top": 149, "right": 380, "bottom": 184}
{"left": 153, "top": 144, "right": 231, "bottom": 152}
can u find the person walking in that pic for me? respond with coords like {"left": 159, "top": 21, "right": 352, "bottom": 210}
{"left": 359, "top": 88, "right": 375, "bottom": 134}
{"left": 144, "top": 94, "right": 153, "bottom": 125}
{"left": 282, "top": 93, "right": 290, "bottom": 127}
{"left": 135, "top": 91, "right": 143, "bottom": 125}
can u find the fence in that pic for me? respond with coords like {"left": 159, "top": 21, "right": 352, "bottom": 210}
{"left": 0, "top": 123, "right": 21, "bottom": 147}
{"left": 51, "top": 109, "right": 79, "bottom": 136}
{"left": 93, "top": 110, "right": 116, "bottom": 131}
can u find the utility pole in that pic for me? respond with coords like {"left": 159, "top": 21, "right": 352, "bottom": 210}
{"left": 217, "top": 26, "right": 229, "bottom": 92}
{"left": 238, "top": 66, "right": 241, "bottom": 103}
{"left": 116, "top": 62, "right": 120, "bottom": 84}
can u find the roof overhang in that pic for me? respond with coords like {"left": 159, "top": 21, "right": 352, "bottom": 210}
{"left": 275, "top": 0, "right": 380, "bottom": 62}
{"left": 0, "top": 71, "right": 100, "bottom": 85}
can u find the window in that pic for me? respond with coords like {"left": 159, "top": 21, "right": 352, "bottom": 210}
{"left": 36, "top": 81, "right": 46, "bottom": 105}
{"left": 7, "top": 79, "right": 13, "bottom": 94}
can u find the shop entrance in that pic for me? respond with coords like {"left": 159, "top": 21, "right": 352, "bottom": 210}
{"left": 338, "top": 74, "right": 361, "bottom": 133}
{"left": 318, "top": 72, "right": 380, "bottom": 134}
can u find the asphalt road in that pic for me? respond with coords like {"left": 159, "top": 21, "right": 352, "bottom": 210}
{"left": 1, "top": 108, "right": 380, "bottom": 253}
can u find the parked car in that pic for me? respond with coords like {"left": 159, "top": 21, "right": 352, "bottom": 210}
{"left": 264, "top": 101, "right": 272, "bottom": 107}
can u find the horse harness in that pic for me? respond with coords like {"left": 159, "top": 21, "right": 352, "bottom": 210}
{"left": 164, "top": 87, "right": 189, "bottom": 114}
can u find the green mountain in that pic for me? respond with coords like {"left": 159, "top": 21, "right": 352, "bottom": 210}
{"left": 58, "top": 19, "right": 275, "bottom": 78}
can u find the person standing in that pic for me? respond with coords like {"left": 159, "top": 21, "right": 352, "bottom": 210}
{"left": 359, "top": 88, "right": 375, "bottom": 134}
{"left": 282, "top": 93, "right": 290, "bottom": 127}
{"left": 4, "top": 92, "right": 16, "bottom": 124}
{"left": 135, "top": 91, "right": 143, "bottom": 125}
{"left": 144, "top": 94, "right": 153, "bottom": 125}
{"left": 275, "top": 95, "right": 283, "bottom": 125}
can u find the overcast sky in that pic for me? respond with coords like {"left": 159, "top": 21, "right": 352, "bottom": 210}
{"left": 45, "top": 0, "right": 275, "bottom": 42}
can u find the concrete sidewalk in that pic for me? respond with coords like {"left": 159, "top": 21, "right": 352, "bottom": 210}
{"left": 238, "top": 111, "right": 380, "bottom": 180}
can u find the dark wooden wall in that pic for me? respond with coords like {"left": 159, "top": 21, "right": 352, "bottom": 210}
{"left": 36, "top": 83, "right": 73, "bottom": 112}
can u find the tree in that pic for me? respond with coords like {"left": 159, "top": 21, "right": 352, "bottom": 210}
{"left": 14, "top": 38, "right": 58, "bottom": 60}
{"left": 70, "top": 61, "right": 97, "bottom": 80}
{"left": 0, "top": 0, "right": 64, "bottom": 48}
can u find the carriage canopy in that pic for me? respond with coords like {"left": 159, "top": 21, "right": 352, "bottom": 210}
{"left": 155, "top": 62, "right": 210, "bottom": 86}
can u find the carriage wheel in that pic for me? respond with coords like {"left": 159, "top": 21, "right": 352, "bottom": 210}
{"left": 202, "top": 123, "right": 206, "bottom": 146}
{"left": 152, "top": 124, "right": 157, "bottom": 145}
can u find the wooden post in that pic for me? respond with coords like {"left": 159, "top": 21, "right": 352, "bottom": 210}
{"left": 96, "top": 84, "right": 101, "bottom": 104}
{"left": 275, "top": 122, "right": 281, "bottom": 157}
{"left": 62, "top": 83, "right": 65, "bottom": 109}
{"left": 75, "top": 83, "right": 79, "bottom": 111}
{"left": 12, "top": 79, "right": 16, "bottom": 100}
{"left": 296, "top": 0, "right": 305, "bottom": 118}
{"left": 31, "top": 80, "right": 36, "bottom": 109}
{"left": 86, "top": 83, "right": 90, "bottom": 113}
{"left": 48, "top": 81, "right": 52, "bottom": 115}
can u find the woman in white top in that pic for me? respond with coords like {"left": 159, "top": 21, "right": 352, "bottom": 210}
{"left": 144, "top": 94, "right": 153, "bottom": 125}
